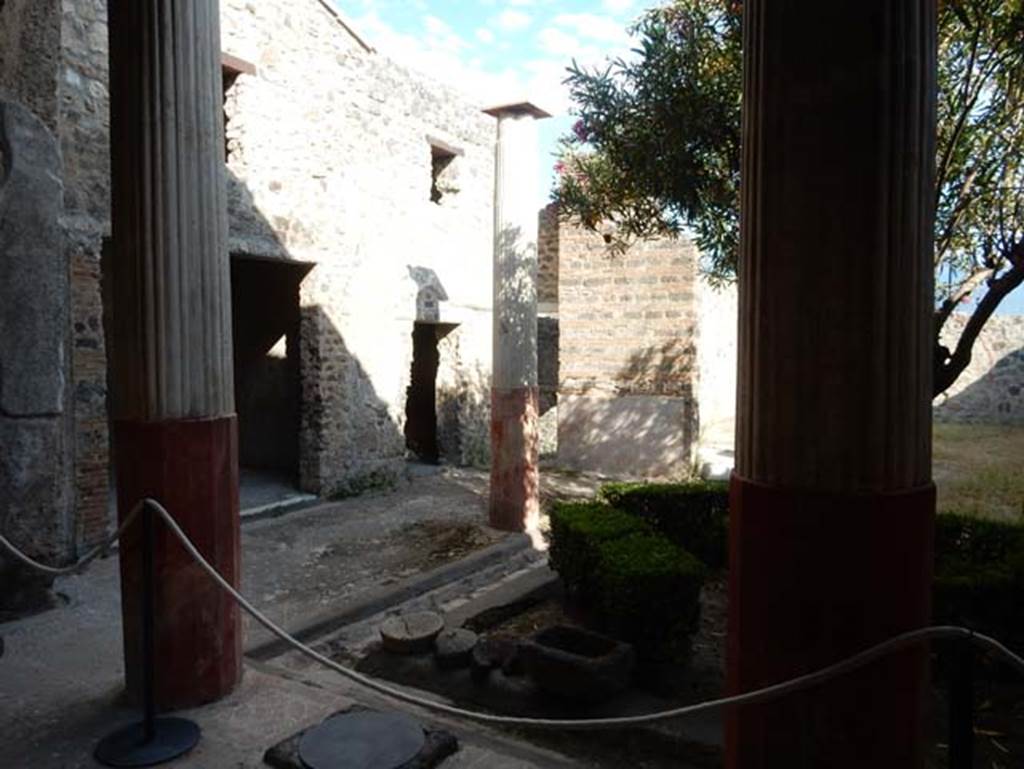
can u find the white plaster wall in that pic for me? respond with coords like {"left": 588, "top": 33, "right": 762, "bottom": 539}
{"left": 221, "top": 0, "right": 496, "bottom": 493}
{"left": 696, "top": 277, "right": 738, "bottom": 452}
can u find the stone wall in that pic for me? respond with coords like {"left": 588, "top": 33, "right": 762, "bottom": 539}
{"left": 537, "top": 203, "right": 559, "bottom": 310}
{"left": 0, "top": 100, "right": 73, "bottom": 611}
{"left": 9, "top": 0, "right": 497, "bottom": 555}
{"left": 935, "top": 314, "right": 1024, "bottom": 424}
{"left": 221, "top": 0, "right": 495, "bottom": 495}
{"left": 1, "top": 0, "right": 108, "bottom": 571}
{"left": 0, "top": 0, "right": 61, "bottom": 131}
{"left": 537, "top": 315, "right": 559, "bottom": 456}
{"left": 555, "top": 213, "right": 700, "bottom": 478}
{"left": 60, "top": 0, "right": 110, "bottom": 547}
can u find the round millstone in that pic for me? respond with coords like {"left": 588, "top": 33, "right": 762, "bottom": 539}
{"left": 434, "top": 628, "right": 478, "bottom": 670}
{"left": 380, "top": 611, "right": 444, "bottom": 654}
{"left": 298, "top": 711, "right": 425, "bottom": 769}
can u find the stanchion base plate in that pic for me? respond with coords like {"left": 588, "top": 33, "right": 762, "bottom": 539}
{"left": 95, "top": 717, "right": 201, "bottom": 767}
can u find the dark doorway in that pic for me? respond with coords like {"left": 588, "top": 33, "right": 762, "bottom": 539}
{"left": 405, "top": 323, "right": 441, "bottom": 463}
{"left": 230, "top": 255, "right": 312, "bottom": 485}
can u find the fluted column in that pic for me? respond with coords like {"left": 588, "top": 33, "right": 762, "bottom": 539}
{"left": 485, "top": 103, "right": 550, "bottom": 538}
{"left": 727, "top": 3, "right": 936, "bottom": 767}
{"left": 109, "top": 0, "right": 241, "bottom": 709}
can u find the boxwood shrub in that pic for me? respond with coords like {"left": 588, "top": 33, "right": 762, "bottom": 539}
{"left": 548, "top": 501, "right": 649, "bottom": 597}
{"left": 598, "top": 480, "right": 730, "bottom": 569}
{"left": 592, "top": 533, "right": 706, "bottom": 661}
{"left": 547, "top": 500, "right": 706, "bottom": 661}
{"left": 933, "top": 513, "right": 1024, "bottom": 651}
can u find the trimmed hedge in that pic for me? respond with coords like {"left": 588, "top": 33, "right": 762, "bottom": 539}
{"left": 599, "top": 480, "right": 730, "bottom": 569}
{"left": 547, "top": 500, "right": 706, "bottom": 662}
{"left": 933, "top": 513, "right": 1024, "bottom": 651}
{"left": 592, "top": 533, "right": 706, "bottom": 660}
{"left": 548, "top": 502, "right": 650, "bottom": 597}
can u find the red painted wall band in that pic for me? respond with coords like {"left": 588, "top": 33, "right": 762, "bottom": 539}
{"left": 727, "top": 473, "right": 935, "bottom": 769}
{"left": 489, "top": 387, "right": 540, "bottom": 532}
{"left": 114, "top": 416, "right": 242, "bottom": 711}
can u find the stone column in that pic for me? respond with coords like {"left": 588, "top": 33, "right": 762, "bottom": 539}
{"left": 108, "top": 0, "right": 240, "bottom": 709}
{"left": 484, "top": 103, "right": 550, "bottom": 537}
{"left": 728, "top": 3, "right": 936, "bottom": 767}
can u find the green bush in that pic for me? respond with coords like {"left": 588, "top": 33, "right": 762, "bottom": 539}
{"left": 547, "top": 500, "right": 706, "bottom": 662}
{"left": 592, "top": 533, "right": 707, "bottom": 661}
{"left": 933, "top": 513, "right": 1024, "bottom": 650}
{"left": 598, "top": 480, "right": 730, "bottom": 569}
{"left": 548, "top": 501, "right": 649, "bottom": 596}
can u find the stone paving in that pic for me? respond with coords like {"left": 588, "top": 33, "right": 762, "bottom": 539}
{"left": 0, "top": 468, "right": 620, "bottom": 768}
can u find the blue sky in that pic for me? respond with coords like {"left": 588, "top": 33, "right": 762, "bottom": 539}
{"left": 335, "top": 1, "right": 1023, "bottom": 315}
{"left": 336, "top": 0, "right": 646, "bottom": 201}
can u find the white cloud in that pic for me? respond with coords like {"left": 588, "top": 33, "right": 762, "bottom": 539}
{"left": 553, "top": 12, "right": 629, "bottom": 44}
{"left": 475, "top": 28, "right": 495, "bottom": 44}
{"left": 497, "top": 10, "right": 532, "bottom": 32}
{"left": 603, "top": 0, "right": 635, "bottom": 12}
{"left": 537, "top": 27, "right": 587, "bottom": 59}
{"left": 350, "top": 9, "right": 551, "bottom": 113}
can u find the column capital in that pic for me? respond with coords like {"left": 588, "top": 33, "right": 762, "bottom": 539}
{"left": 483, "top": 101, "right": 552, "bottom": 121}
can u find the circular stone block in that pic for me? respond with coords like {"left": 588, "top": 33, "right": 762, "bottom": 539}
{"left": 380, "top": 611, "right": 444, "bottom": 654}
{"left": 434, "top": 628, "right": 478, "bottom": 670}
{"left": 298, "top": 711, "right": 425, "bottom": 769}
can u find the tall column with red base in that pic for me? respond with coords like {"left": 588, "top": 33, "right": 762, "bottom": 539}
{"left": 484, "top": 103, "right": 550, "bottom": 539}
{"left": 109, "top": 0, "right": 241, "bottom": 710}
{"left": 728, "top": 3, "right": 936, "bottom": 767}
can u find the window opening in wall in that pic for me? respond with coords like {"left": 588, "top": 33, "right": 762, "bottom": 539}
{"left": 221, "top": 53, "right": 256, "bottom": 162}
{"left": 427, "top": 137, "right": 463, "bottom": 205}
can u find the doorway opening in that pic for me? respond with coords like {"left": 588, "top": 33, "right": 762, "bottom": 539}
{"left": 230, "top": 255, "right": 313, "bottom": 508}
{"left": 405, "top": 322, "right": 457, "bottom": 464}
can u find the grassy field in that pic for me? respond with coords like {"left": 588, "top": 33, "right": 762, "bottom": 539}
{"left": 933, "top": 423, "right": 1024, "bottom": 520}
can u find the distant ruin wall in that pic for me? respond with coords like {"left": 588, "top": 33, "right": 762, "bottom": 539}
{"left": 555, "top": 214, "right": 700, "bottom": 479}
{"left": 935, "top": 314, "right": 1024, "bottom": 425}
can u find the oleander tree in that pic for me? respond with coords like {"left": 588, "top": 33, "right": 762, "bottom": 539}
{"left": 554, "top": 0, "right": 1024, "bottom": 396}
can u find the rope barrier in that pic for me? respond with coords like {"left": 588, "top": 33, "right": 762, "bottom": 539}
{"left": 0, "top": 500, "right": 144, "bottom": 577}
{"left": 3, "top": 498, "right": 1024, "bottom": 732}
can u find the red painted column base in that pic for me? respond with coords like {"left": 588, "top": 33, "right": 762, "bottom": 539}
{"left": 114, "top": 416, "right": 242, "bottom": 711}
{"left": 489, "top": 387, "right": 540, "bottom": 532}
{"left": 726, "top": 473, "right": 935, "bottom": 769}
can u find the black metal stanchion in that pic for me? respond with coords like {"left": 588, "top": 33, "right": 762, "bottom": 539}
{"left": 948, "top": 636, "right": 975, "bottom": 769}
{"left": 95, "top": 501, "right": 201, "bottom": 767}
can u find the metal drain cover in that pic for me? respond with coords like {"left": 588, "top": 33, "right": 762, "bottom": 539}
{"left": 298, "top": 711, "right": 426, "bottom": 769}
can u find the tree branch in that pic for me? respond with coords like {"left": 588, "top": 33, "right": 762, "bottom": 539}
{"left": 935, "top": 238, "right": 1024, "bottom": 396}
{"left": 935, "top": 266, "right": 996, "bottom": 331}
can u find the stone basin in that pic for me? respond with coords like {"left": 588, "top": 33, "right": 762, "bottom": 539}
{"left": 519, "top": 625, "right": 635, "bottom": 702}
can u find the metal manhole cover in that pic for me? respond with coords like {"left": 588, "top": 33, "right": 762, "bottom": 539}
{"left": 298, "top": 711, "right": 426, "bottom": 769}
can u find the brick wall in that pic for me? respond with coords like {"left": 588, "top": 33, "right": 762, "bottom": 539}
{"left": 555, "top": 209, "right": 700, "bottom": 478}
